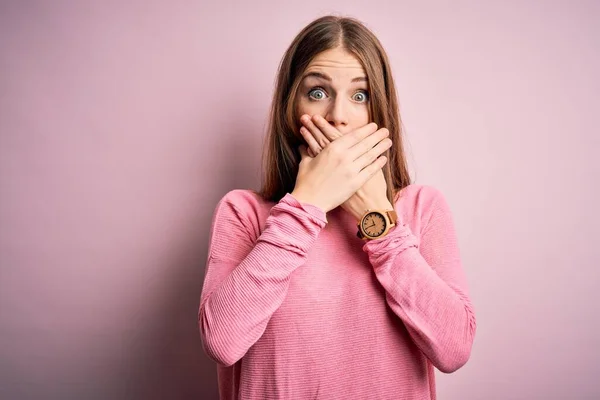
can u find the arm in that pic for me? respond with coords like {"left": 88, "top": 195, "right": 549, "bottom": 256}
{"left": 363, "top": 188, "right": 477, "bottom": 373}
{"left": 198, "top": 192, "right": 327, "bottom": 367}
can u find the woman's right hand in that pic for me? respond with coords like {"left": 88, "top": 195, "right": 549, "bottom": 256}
{"left": 291, "top": 122, "right": 392, "bottom": 213}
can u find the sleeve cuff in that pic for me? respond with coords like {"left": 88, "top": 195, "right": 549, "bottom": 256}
{"left": 362, "top": 222, "right": 420, "bottom": 258}
{"left": 282, "top": 193, "right": 328, "bottom": 224}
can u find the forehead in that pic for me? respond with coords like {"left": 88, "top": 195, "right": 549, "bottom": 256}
{"left": 304, "top": 47, "right": 366, "bottom": 81}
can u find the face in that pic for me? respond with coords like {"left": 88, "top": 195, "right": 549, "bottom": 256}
{"left": 295, "top": 47, "right": 370, "bottom": 135}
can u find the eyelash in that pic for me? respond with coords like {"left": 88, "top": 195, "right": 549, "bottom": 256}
{"left": 307, "top": 86, "right": 369, "bottom": 103}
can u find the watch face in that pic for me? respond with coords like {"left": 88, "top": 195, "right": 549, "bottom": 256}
{"left": 361, "top": 212, "right": 387, "bottom": 237}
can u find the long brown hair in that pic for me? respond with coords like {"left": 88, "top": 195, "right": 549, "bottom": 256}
{"left": 258, "top": 15, "right": 412, "bottom": 205}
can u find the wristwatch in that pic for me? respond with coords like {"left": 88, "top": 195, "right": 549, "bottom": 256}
{"left": 357, "top": 209, "right": 398, "bottom": 240}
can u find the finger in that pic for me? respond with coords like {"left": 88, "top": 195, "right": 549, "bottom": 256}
{"left": 348, "top": 127, "right": 390, "bottom": 161}
{"left": 354, "top": 136, "right": 392, "bottom": 171}
{"left": 357, "top": 155, "right": 388, "bottom": 183}
{"left": 335, "top": 122, "right": 379, "bottom": 148}
{"left": 311, "top": 115, "right": 343, "bottom": 141}
{"left": 299, "top": 126, "right": 323, "bottom": 156}
{"left": 300, "top": 115, "right": 330, "bottom": 148}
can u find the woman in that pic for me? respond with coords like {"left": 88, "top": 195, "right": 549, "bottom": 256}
{"left": 199, "top": 15, "right": 476, "bottom": 400}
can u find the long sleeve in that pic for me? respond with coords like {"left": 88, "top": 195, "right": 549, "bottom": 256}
{"left": 198, "top": 192, "right": 327, "bottom": 367}
{"left": 362, "top": 189, "right": 477, "bottom": 373}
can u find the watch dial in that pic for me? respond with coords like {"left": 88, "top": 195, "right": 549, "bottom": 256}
{"left": 361, "top": 212, "right": 386, "bottom": 236}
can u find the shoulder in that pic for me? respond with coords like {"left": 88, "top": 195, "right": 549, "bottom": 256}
{"left": 395, "top": 184, "right": 447, "bottom": 210}
{"left": 212, "top": 189, "right": 274, "bottom": 232}
{"left": 394, "top": 184, "right": 452, "bottom": 234}
{"left": 218, "top": 189, "right": 270, "bottom": 210}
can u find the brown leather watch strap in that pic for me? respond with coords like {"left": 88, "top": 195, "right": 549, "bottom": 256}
{"left": 386, "top": 210, "right": 398, "bottom": 225}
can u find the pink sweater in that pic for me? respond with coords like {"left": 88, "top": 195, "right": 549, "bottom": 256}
{"left": 198, "top": 184, "right": 476, "bottom": 399}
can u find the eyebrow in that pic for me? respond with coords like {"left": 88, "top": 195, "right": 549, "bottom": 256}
{"left": 302, "top": 71, "right": 368, "bottom": 83}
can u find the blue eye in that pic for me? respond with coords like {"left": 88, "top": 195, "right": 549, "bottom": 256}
{"left": 308, "top": 88, "right": 327, "bottom": 100}
{"left": 353, "top": 90, "right": 369, "bottom": 103}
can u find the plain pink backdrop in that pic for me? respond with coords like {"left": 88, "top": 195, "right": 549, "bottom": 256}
{"left": 1, "top": 1, "right": 598, "bottom": 399}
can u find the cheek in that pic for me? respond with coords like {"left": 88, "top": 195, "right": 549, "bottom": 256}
{"left": 348, "top": 106, "right": 370, "bottom": 127}
{"left": 296, "top": 98, "right": 317, "bottom": 115}
{"left": 296, "top": 98, "right": 323, "bottom": 120}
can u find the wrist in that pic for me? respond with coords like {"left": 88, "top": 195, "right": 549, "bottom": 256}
{"left": 290, "top": 190, "right": 329, "bottom": 213}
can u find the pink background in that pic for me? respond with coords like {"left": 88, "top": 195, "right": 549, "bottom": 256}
{"left": 1, "top": 1, "right": 598, "bottom": 399}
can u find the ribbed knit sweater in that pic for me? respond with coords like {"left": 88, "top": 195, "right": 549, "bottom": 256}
{"left": 198, "top": 184, "right": 476, "bottom": 399}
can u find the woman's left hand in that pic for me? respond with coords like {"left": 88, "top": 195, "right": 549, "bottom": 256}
{"left": 299, "top": 114, "right": 394, "bottom": 221}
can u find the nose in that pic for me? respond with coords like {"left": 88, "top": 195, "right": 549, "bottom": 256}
{"left": 324, "top": 96, "right": 349, "bottom": 129}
